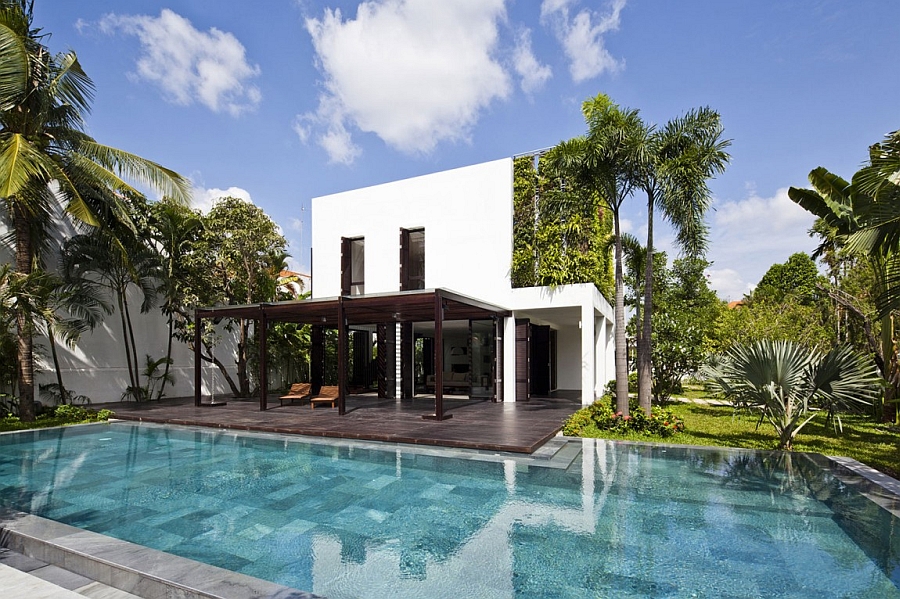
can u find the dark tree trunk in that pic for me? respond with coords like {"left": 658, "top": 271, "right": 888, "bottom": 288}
{"left": 613, "top": 211, "right": 629, "bottom": 417}
{"left": 638, "top": 193, "right": 654, "bottom": 415}
{"left": 13, "top": 206, "right": 35, "bottom": 421}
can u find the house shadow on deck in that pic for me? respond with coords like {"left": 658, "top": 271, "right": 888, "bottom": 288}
{"left": 106, "top": 393, "right": 583, "bottom": 453}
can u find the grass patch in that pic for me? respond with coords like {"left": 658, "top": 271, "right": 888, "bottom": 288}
{"left": 570, "top": 400, "right": 900, "bottom": 480}
{"left": 0, "top": 405, "right": 115, "bottom": 433}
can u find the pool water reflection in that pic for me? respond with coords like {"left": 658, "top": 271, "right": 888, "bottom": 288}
{"left": 0, "top": 423, "right": 897, "bottom": 598}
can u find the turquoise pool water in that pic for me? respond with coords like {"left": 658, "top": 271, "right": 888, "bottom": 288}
{"left": 0, "top": 422, "right": 897, "bottom": 598}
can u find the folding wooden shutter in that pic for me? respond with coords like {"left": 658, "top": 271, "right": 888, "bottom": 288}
{"left": 515, "top": 319, "right": 530, "bottom": 401}
{"left": 340, "top": 237, "right": 351, "bottom": 295}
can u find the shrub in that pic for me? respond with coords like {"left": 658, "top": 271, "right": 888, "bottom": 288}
{"left": 563, "top": 394, "right": 685, "bottom": 438}
{"left": 53, "top": 404, "right": 115, "bottom": 424}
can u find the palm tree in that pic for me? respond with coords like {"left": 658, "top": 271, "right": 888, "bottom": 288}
{"left": 62, "top": 228, "right": 162, "bottom": 400}
{"left": 0, "top": 1, "right": 189, "bottom": 419}
{"left": 42, "top": 273, "right": 109, "bottom": 404}
{"left": 633, "top": 108, "right": 730, "bottom": 415}
{"left": 150, "top": 198, "right": 202, "bottom": 400}
{"left": 705, "top": 340, "right": 879, "bottom": 449}
{"left": 547, "top": 94, "right": 643, "bottom": 415}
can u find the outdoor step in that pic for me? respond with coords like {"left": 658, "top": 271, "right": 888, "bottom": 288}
{"left": 0, "top": 509, "right": 319, "bottom": 599}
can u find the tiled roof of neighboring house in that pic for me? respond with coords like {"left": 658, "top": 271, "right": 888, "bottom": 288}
{"left": 277, "top": 270, "right": 310, "bottom": 297}
{"left": 727, "top": 300, "right": 745, "bottom": 309}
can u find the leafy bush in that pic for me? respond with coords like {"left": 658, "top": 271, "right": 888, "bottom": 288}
{"left": 602, "top": 373, "right": 638, "bottom": 398}
{"left": 562, "top": 394, "right": 685, "bottom": 438}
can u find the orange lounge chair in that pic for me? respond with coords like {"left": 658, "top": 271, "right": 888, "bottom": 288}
{"left": 280, "top": 383, "right": 312, "bottom": 406}
{"left": 310, "top": 385, "right": 339, "bottom": 409}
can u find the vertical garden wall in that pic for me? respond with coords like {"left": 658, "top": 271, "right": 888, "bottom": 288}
{"left": 511, "top": 153, "right": 614, "bottom": 301}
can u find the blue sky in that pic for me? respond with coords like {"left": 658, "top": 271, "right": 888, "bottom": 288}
{"left": 35, "top": 0, "right": 900, "bottom": 300}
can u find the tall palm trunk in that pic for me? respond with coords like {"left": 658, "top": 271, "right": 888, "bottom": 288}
{"left": 157, "top": 312, "right": 174, "bottom": 400}
{"left": 48, "top": 331, "right": 66, "bottom": 402}
{"left": 116, "top": 291, "right": 137, "bottom": 391}
{"left": 13, "top": 205, "right": 35, "bottom": 421}
{"left": 638, "top": 193, "right": 654, "bottom": 414}
{"left": 613, "top": 212, "right": 629, "bottom": 416}
{"left": 122, "top": 289, "right": 141, "bottom": 391}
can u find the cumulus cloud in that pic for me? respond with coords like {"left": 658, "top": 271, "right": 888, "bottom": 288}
{"left": 706, "top": 267, "right": 753, "bottom": 302}
{"left": 540, "top": 0, "right": 625, "bottom": 82}
{"left": 513, "top": 29, "right": 552, "bottom": 94}
{"left": 706, "top": 187, "right": 818, "bottom": 300}
{"left": 98, "top": 9, "right": 261, "bottom": 116}
{"left": 300, "top": 0, "right": 510, "bottom": 163}
{"left": 192, "top": 186, "right": 253, "bottom": 214}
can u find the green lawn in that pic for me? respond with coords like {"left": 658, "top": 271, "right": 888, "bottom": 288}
{"left": 573, "top": 400, "right": 900, "bottom": 480}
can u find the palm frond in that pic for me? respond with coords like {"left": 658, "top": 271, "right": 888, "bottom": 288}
{"left": 76, "top": 140, "right": 192, "bottom": 206}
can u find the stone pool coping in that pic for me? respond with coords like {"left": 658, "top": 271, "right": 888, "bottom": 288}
{"left": 0, "top": 508, "right": 318, "bottom": 599}
{"left": 1, "top": 424, "right": 898, "bottom": 598}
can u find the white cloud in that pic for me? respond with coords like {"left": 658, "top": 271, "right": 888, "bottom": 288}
{"left": 706, "top": 267, "right": 753, "bottom": 302}
{"left": 192, "top": 186, "right": 253, "bottom": 214}
{"left": 706, "top": 187, "right": 818, "bottom": 300}
{"left": 99, "top": 9, "right": 261, "bottom": 116}
{"left": 513, "top": 29, "right": 552, "bottom": 94}
{"left": 541, "top": 0, "right": 625, "bottom": 82}
{"left": 300, "top": 0, "right": 510, "bottom": 163}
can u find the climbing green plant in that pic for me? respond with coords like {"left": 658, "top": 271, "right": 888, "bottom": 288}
{"left": 511, "top": 154, "right": 613, "bottom": 299}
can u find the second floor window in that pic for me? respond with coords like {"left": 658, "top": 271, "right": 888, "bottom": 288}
{"left": 341, "top": 236, "right": 365, "bottom": 295}
{"left": 401, "top": 228, "right": 424, "bottom": 290}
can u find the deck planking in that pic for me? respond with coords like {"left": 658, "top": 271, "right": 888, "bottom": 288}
{"left": 104, "top": 394, "right": 582, "bottom": 453}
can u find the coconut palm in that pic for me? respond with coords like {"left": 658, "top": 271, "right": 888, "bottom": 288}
{"left": 546, "top": 93, "right": 643, "bottom": 415}
{"left": 0, "top": 1, "right": 190, "bottom": 419}
{"left": 705, "top": 339, "right": 879, "bottom": 449}
{"left": 633, "top": 108, "right": 730, "bottom": 415}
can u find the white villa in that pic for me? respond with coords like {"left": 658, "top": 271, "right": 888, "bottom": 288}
{"left": 5, "top": 156, "right": 614, "bottom": 412}
{"left": 304, "top": 157, "right": 615, "bottom": 412}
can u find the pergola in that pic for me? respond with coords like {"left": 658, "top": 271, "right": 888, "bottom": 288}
{"left": 194, "top": 288, "right": 510, "bottom": 420}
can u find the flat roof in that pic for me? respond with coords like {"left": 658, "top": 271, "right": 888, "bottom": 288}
{"left": 196, "top": 288, "right": 510, "bottom": 326}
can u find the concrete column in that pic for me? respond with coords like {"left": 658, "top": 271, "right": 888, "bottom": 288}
{"left": 503, "top": 315, "right": 516, "bottom": 402}
{"left": 581, "top": 302, "right": 595, "bottom": 406}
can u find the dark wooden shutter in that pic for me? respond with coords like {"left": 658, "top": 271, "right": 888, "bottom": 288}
{"left": 494, "top": 317, "right": 502, "bottom": 402}
{"left": 400, "top": 228, "right": 409, "bottom": 291}
{"left": 550, "top": 328, "right": 558, "bottom": 391}
{"left": 340, "top": 237, "right": 351, "bottom": 295}
{"left": 400, "top": 322, "right": 413, "bottom": 399}
{"left": 377, "top": 323, "right": 396, "bottom": 399}
{"left": 515, "top": 319, "right": 530, "bottom": 401}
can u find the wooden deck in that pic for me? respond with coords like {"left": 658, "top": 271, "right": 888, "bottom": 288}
{"left": 106, "top": 394, "right": 582, "bottom": 453}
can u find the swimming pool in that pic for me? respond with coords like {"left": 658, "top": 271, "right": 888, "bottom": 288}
{"left": 0, "top": 422, "right": 897, "bottom": 598}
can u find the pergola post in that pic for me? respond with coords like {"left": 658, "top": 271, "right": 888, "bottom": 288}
{"left": 194, "top": 310, "right": 202, "bottom": 406}
{"left": 259, "top": 310, "right": 268, "bottom": 411}
{"left": 337, "top": 297, "right": 347, "bottom": 416}
{"left": 424, "top": 290, "right": 451, "bottom": 420}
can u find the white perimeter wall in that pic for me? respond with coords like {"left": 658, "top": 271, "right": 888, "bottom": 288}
{"left": 1, "top": 211, "right": 238, "bottom": 406}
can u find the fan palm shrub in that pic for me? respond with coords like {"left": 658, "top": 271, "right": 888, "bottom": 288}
{"left": 705, "top": 340, "right": 879, "bottom": 449}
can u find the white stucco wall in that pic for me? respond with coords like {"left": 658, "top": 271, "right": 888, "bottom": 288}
{"left": 312, "top": 158, "right": 514, "bottom": 303}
